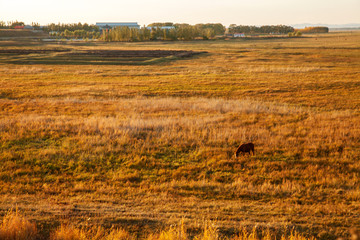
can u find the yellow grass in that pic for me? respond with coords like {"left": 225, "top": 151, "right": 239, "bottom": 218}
{"left": 50, "top": 224, "right": 135, "bottom": 240}
{"left": 0, "top": 213, "right": 317, "bottom": 240}
{"left": 51, "top": 225, "right": 89, "bottom": 240}
{"left": 0, "top": 32, "right": 359, "bottom": 239}
{"left": 0, "top": 210, "right": 38, "bottom": 240}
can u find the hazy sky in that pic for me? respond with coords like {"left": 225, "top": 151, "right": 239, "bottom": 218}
{"left": 1, "top": 0, "right": 359, "bottom": 26}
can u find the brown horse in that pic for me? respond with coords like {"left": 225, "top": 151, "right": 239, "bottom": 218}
{"left": 235, "top": 142, "right": 255, "bottom": 157}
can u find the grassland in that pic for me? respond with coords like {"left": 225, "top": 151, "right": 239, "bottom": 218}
{"left": 0, "top": 32, "right": 359, "bottom": 239}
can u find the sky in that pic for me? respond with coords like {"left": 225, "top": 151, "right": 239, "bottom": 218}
{"left": 1, "top": 0, "right": 359, "bottom": 26}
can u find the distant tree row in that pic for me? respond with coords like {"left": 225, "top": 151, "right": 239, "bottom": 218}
{"left": 288, "top": 31, "right": 302, "bottom": 37}
{"left": 228, "top": 24, "right": 294, "bottom": 34}
{"left": 0, "top": 21, "right": 25, "bottom": 29}
{"left": 0, "top": 21, "right": 43, "bottom": 30}
{"left": 102, "top": 23, "right": 226, "bottom": 42}
{"left": 193, "top": 23, "right": 226, "bottom": 35}
{"left": 148, "top": 22, "right": 174, "bottom": 27}
{"left": 43, "top": 22, "right": 99, "bottom": 33}
{"left": 0, "top": 20, "right": 329, "bottom": 41}
{"left": 101, "top": 27, "right": 152, "bottom": 41}
{"left": 147, "top": 22, "right": 225, "bottom": 35}
{"left": 49, "top": 29, "right": 101, "bottom": 39}
{"left": 297, "top": 27, "right": 329, "bottom": 33}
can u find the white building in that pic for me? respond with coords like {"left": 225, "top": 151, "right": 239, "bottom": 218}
{"left": 234, "top": 33, "right": 245, "bottom": 38}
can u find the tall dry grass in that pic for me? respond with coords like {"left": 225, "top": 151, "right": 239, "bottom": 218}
{"left": 238, "top": 65, "right": 322, "bottom": 73}
{"left": 0, "top": 209, "right": 37, "bottom": 240}
{"left": 0, "top": 97, "right": 358, "bottom": 239}
{"left": 147, "top": 220, "right": 188, "bottom": 240}
{"left": 0, "top": 96, "right": 358, "bottom": 199}
{"left": 0, "top": 33, "right": 359, "bottom": 239}
{"left": 51, "top": 225, "right": 135, "bottom": 240}
{"left": 232, "top": 227, "right": 316, "bottom": 240}
{"left": 1, "top": 97, "right": 356, "bottom": 154}
{"left": 51, "top": 225, "right": 88, "bottom": 240}
{"left": 0, "top": 211, "right": 319, "bottom": 240}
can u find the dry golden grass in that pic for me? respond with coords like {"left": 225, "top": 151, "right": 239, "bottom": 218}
{"left": 232, "top": 227, "right": 317, "bottom": 240}
{"left": 0, "top": 212, "right": 316, "bottom": 240}
{"left": 0, "top": 32, "right": 359, "bottom": 239}
{"left": 50, "top": 224, "right": 135, "bottom": 240}
{"left": 147, "top": 220, "right": 188, "bottom": 240}
{"left": 51, "top": 225, "right": 89, "bottom": 240}
{"left": 0, "top": 210, "right": 38, "bottom": 240}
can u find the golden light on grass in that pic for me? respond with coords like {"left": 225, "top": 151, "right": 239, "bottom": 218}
{"left": 51, "top": 225, "right": 135, "bottom": 240}
{"left": 0, "top": 32, "right": 359, "bottom": 239}
{"left": 147, "top": 220, "right": 188, "bottom": 240}
{"left": 0, "top": 209, "right": 38, "bottom": 240}
{"left": 105, "top": 227, "right": 136, "bottom": 240}
{"left": 51, "top": 225, "right": 88, "bottom": 240}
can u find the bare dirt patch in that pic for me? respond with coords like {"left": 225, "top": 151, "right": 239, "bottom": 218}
{"left": 0, "top": 29, "right": 48, "bottom": 38}
{"left": 0, "top": 49, "right": 70, "bottom": 54}
{"left": 68, "top": 50, "right": 207, "bottom": 58}
{"left": 0, "top": 49, "right": 207, "bottom": 65}
{"left": 0, "top": 49, "right": 206, "bottom": 57}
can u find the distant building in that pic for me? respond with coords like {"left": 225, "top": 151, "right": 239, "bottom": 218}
{"left": 96, "top": 22, "right": 140, "bottom": 31}
{"left": 24, "top": 25, "right": 34, "bottom": 30}
{"left": 234, "top": 33, "right": 245, "bottom": 38}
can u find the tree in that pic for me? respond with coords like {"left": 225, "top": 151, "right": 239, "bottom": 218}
{"left": 9, "top": 21, "right": 24, "bottom": 29}
{"left": 0, "top": 21, "right": 6, "bottom": 29}
{"left": 298, "top": 27, "right": 329, "bottom": 33}
{"left": 195, "top": 23, "right": 225, "bottom": 35}
{"left": 64, "top": 29, "right": 71, "bottom": 38}
{"left": 148, "top": 22, "right": 174, "bottom": 27}
{"left": 31, "top": 22, "right": 41, "bottom": 30}
{"left": 168, "top": 28, "right": 177, "bottom": 41}
{"left": 228, "top": 24, "right": 294, "bottom": 34}
{"left": 208, "top": 29, "right": 216, "bottom": 39}
{"left": 150, "top": 28, "right": 157, "bottom": 40}
{"left": 162, "top": 29, "right": 167, "bottom": 40}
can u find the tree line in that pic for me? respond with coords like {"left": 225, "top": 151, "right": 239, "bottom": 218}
{"left": 43, "top": 22, "right": 99, "bottom": 33}
{"left": 1, "top": 20, "right": 317, "bottom": 41}
{"left": 148, "top": 23, "right": 226, "bottom": 35}
{"left": 44, "top": 23, "right": 100, "bottom": 39}
{"left": 228, "top": 24, "right": 294, "bottom": 34}
{"left": 0, "top": 21, "right": 28, "bottom": 29}
{"left": 297, "top": 27, "right": 329, "bottom": 33}
{"left": 0, "top": 21, "right": 42, "bottom": 30}
{"left": 102, "top": 23, "right": 297, "bottom": 41}
{"left": 102, "top": 23, "right": 226, "bottom": 41}
{"left": 49, "top": 29, "right": 101, "bottom": 39}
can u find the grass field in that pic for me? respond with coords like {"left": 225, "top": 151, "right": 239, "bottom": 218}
{"left": 0, "top": 32, "right": 359, "bottom": 239}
